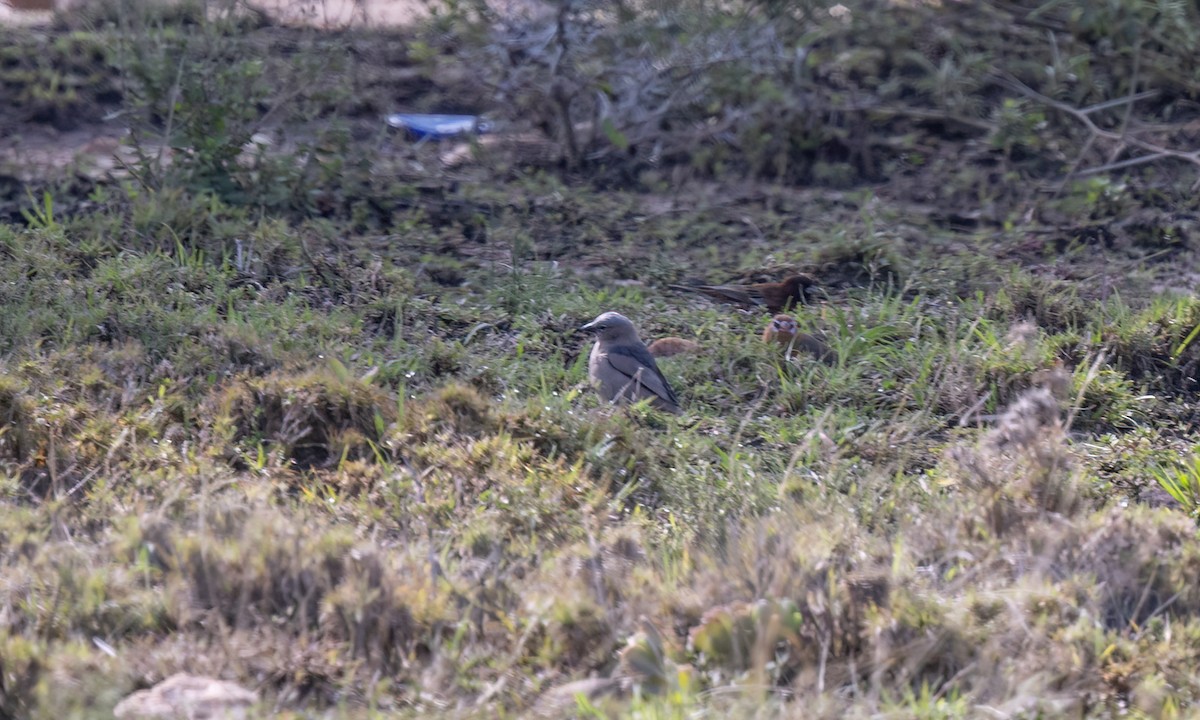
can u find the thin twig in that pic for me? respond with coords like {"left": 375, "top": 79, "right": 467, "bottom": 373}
{"left": 856, "top": 104, "right": 996, "bottom": 133}
{"left": 1050, "top": 132, "right": 1097, "bottom": 199}
{"left": 1107, "top": 35, "right": 1143, "bottom": 165}
{"left": 996, "top": 74, "right": 1200, "bottom": 189}
{"left": 156, "top": 51, "right": 188, "bottom": 179}
{"left": 1081, "top": 90, "right": 1159, "bottom": 116}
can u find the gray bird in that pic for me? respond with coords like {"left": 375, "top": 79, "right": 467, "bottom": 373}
{"left": 579, "top": 311, "right": 681, "bottom": 414}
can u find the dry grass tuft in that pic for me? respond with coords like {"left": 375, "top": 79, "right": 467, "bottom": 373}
{"left": 947, "top": 379, "right": 1082, "bottom": 537}
{"left": 211, "top": 369, "right": 394, "bottom": 469}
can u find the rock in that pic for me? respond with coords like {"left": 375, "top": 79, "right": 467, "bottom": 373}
{"left": 113, "top": 673, "right": 258, "bottom": 719}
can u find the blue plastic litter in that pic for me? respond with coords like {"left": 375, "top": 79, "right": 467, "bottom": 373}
{"left": 386, "top": 114, "right": 493, "bottom": 140}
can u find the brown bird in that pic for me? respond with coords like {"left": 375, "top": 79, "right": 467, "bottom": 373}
{"left": 763, "top": 314, "right": 836, "bottom": 364}
{"left": 580, "top": 311, "right": 681, "bottom": 413}
{"left": 669, "top": 274, "right": 818, "bottom": 314}
{"left": 647, "top": 337, "right": 701, "bottom": 358}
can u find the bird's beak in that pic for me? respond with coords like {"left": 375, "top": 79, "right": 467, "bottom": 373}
{"left": 578, "top": 320, "right": 597, "bottom": 333}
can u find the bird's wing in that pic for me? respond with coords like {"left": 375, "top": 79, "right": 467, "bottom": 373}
{"left": 745, "top": 284, "right": 775, "bottom": 301}
{"left": 708, "top": 285, "right": 764, "bottom": 306}
{"left": 604, "top": 345, "right": 680, "bottom": 407}
{"left": 795, "top": 333, "right": 837, "bottom": 364}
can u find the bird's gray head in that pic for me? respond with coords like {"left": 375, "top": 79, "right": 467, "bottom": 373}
{"left": 580, "top": 311, "right": 640, "bottom": 344}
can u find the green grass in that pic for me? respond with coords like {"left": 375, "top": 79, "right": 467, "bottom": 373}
{"left": 4, "top": 181, "right": 1199, "bottom": 717}
{"left": 3, "top": 0, "right": 1200, "bottom": 717}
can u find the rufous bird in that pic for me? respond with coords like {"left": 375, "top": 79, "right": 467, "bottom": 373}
{"left": 669, "top": 274, "right": 818, "bottom": 314}
{"left": 647, "top": 337, "right": 701, "bottom": 358}
{"left": 580, "top": 312, "right": 681, "bottom": 413}
{"left": 763, "top": 314, "right": 836, "bottom": 364}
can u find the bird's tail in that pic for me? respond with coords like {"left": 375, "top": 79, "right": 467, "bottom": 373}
{"left": 667, "top": 284, "right": 761, "bottom": 306}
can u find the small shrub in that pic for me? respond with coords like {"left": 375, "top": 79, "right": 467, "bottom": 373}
{"left": 213, "top": 368, "right": 394, "bottom": 469}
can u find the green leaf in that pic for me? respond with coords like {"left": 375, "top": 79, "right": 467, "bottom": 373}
{"left": 601, "top": 118, "right": 629, "bottom": 151}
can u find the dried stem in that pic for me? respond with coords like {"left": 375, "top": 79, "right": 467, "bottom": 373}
{"left": 996, "top": 73, "right": 1200, "bottom": 190}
